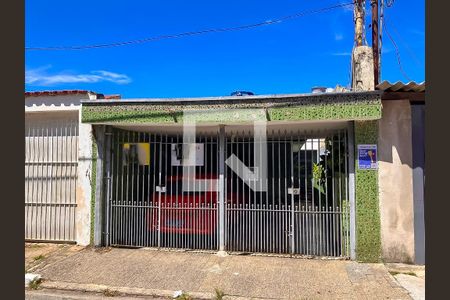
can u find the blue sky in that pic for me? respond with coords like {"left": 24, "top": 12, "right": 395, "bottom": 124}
{"left": 25, "top": 0, "right": 424, "bottom": 98}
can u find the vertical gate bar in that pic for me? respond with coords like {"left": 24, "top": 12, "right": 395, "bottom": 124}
{"left": 316, "top": 137, "right": 319, "bottom": 255}
{"left": 141, "top": 133, "right": 146, "bottom": 247}
{"left": 325, "top": 134, "right": 330, "bottom": 255}
{"left": 43, "top": 124, "right": 49, "bottom": 240}
{"left": 348, "top": 122, "right": 357, "bottom": 260}
{"left": 213, "top": 134, "right": 216, "bottom": 251}
{"left": 63, "top": 122, "right": 67, "bottom": 240}
{"left": 125, "top": 130, "right": 130, "bottom": 245}
{"left": 252, "top": 135, "right": 255, "bottom": 252}
{"left": 150, "top": 133, "right": 155, "bottom": 247}
{"left": 25, "top": 124, "right": 30, "bottom": 239}
{"left": 137, "top": 132, "right": 142, "bottom": 246}
{"left": 145, "top": 132, "right": 149, "bottom": 247}
{"left": 237, "top": 133, "right": 241, "bottom": 251}
{"left": 169, "top": 135, "right": 174, "bottom": 249}
{"left": 118, "top": 131, "right": 124, "bottom": 245}
{"left": 290, "top": 133, "right": 295, "bottom": 254}
{"left": 132, "top": 131, "right": 137, "bottom": 246}
{"left": 70, "top": 122, "right": 74, "bottom": 241}
{"left": 297, "top": 131, "right": 301, "bottom": 254}
{"left": 74, "top": 121, "right": 79, "bottom": 241}
{"left": 136, "top": 131, "right": 140, "bottom": 246}
{"left": 226, "top": 134, "right": 229, "bottom": 250}
{"left": 283, "top": 131, "right": 287, "bottom": 253}
{"left": 165, "top": 134, "right": 169, "bottom": 248}
{"left": 56, "top": 122, "right": 60, "bottom": 241}
{"left": 48, "top": 122, "right": 53, "bottom": 240}
{"left": 29, "top": 125, "right": 36, "bottom": 239}
{"left": 218, "top": 126, "right": 225, "bottom": 252}
{"left": 338, "top": 130, "right": 343, "bottom": 256}
{"left": 25, "top": 125, "right": 30, "bottom": 239}
{"left": 114, "top": 130, "right": 119, "bottom": 245}
{"left": 157, "top": 134, "right": 163, "bottom": 248}
{"left": 46, "top": 122, "right": 52, "bottom": 240}
{"left": 311, "top": 137, "right": 314, "bottom": 255}
{"left": 104, "top": 127, "right": 112, "bottom": 246}
{"left": 344, "top": 129, "right": 350, "bottom": 257}
{"left": 64, "top": 122, "right": 68, "bottom": 241}
{"left": 54, "top": 121, "right": 60, "bottom": 240}
{"left": 67, "top": 122, "right": 72, "bottom": 240}
{"left": 55, "top": 122, "right": 61, "bottom": 239}
{"left": 135, "top": 132, "right": 140, "bottom": 247}
{"left": 331, "top": 133, "right": 336, "bottom": 256}
{"left": 276, "top": 131, "right": 280, "bottom": 253}
{"left": 270, "top": 138, "right": 274, "bottom": 253}
{"left": 37, "top": 124, "right": 42, "bottom": 240}
{"left": 302, "top": 132, "right": 307, "bottom": 255}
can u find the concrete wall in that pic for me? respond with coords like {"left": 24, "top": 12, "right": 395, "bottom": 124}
{"left": 378, "top": 100, "right": 415, "bottom": 263}
{"left": 75, "top": 117, "right": 93, "bottom": 246}
{"left": 25, "top": 94, "right": 94, "bottom": 246}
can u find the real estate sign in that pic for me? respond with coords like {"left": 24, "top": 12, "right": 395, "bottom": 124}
{"left": 358, "top": 144, "right": 378, "bottom": 170}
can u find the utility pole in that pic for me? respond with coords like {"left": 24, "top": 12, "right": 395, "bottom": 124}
{"left": 352, "top": 0, "right": 375, "bottom": 91}
{"left": 354, "top": 0, "right": 365, "bottom": 46}
{"left": 371, "top": 0, "right": 379, "bottom": 86}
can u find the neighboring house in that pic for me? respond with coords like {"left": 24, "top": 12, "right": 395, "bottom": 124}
{"left": 376, "top": 81, "right": 425, "bottom": 264}
{"left": 25, "top": 90, "right": 106, "bottom": 245}
{"left": 24, "top": 85, "right": 425, "bottom": 265}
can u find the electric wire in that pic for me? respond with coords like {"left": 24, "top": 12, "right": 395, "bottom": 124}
{"left": 383, "top": 18, "right": 413, "bottom": 82}
{"left": 26, "top": 1, "right": 355, "bottom": 51}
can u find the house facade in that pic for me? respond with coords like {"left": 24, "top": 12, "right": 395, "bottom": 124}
{"left": 24, "top": 83, "right": 425, "bottom": 264}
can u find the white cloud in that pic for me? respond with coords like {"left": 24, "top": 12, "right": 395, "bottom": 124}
{"left": 331, "top": 51, "right": 351, "bottom": 56}
{"left": 25, "top": 66, "right": 131, "bottom": 86}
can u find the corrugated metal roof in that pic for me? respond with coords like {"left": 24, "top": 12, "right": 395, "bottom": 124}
{"left": 376, "top": 81, "right": 425, "bottom": 93}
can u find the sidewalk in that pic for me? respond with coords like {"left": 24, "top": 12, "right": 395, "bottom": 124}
{"left": 27, "top": 245, "right": 412, "bottom": 299}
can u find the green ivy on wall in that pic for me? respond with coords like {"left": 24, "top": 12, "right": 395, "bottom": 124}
{"left": 354, "top": 120, "right": 381, "bottom": 262}
{"left": 81, "top": 94, "right": 382, "bottom": 124}
{"left": 90, "top": 133, "right": 97, "bottom": 245}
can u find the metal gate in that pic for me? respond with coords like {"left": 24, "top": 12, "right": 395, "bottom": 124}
{"left": 107, "top": 129, "right": 219, "bottom": 250}
{"left": 25, "top": 118, "right": 78, "bottom": 242}
{"left": 225, "top": 129, "right": 350, "bottom": 257}
{"left": 106, "top": 127, "right": 350, "bottom": 258}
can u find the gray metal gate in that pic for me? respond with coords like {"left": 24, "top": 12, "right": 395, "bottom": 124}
{"left": 107, "top": 129, "right": 219, "bottom": 250}
{"left": 224, "top": 129, "right": 350, "bottom": 257}
{"left": 106, "top": 127, "right": 350, "bottom": 258}
{"left": 25, "top": 118, "right": 78, "bottom": 242}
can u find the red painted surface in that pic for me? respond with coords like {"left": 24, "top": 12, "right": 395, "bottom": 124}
{"left": 147, "top": 174, "right": 239, "bottom": 235}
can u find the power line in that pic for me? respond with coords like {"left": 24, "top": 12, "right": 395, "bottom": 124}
{"left": 26, "top": 2, "right": 355, "bottom": 51}
{"left": 387, "top": 19, "right": 423, "bottom": 68}
{"left": 383, "top": 19, "right": 413, "bottom": 82}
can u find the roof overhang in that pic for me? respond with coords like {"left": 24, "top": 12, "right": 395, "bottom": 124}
{"left": 376, "top": 81, "right": 425, "bottom": 103}
{"left": 81, "top": 91, "right": 382, "bottom": 125}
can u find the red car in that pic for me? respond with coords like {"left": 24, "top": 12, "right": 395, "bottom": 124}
{"left": 147, "top": 174, "right": 239, "bottom": 235}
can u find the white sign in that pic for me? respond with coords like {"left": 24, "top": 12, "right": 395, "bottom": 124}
{"left": 171, "top": 143, "right": 204, "bottom": 166}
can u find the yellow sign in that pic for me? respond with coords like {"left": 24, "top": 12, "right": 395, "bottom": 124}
{"left": 123, "top": 143, "right": 150, "bottom": 166}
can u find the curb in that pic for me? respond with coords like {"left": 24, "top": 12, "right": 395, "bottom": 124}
{"left": 39, "top": 280, "right": 254, "bottom": 300}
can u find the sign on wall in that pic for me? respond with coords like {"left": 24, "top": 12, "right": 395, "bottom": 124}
{"left": 123, "top": 143, "right": 150, "bottom": 166}
{"left": 358, "top": 144, "right": 378, "bottom": 170}
{"left": 171, "top": 143, "right": 204, "bottom": 166}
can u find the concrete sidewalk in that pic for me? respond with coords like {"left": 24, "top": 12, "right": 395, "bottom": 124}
{"left": 28, "top": 246, "right": 412, "bottom": 299}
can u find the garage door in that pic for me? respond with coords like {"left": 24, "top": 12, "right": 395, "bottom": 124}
{"left": 25, "top": 113, "right": 78, "bottom": 242}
